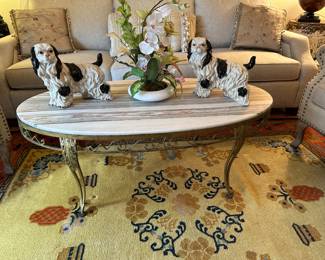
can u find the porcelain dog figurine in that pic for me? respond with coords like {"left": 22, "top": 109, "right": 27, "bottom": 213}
{"left": 188, "top": 37, "right": 256, "bottom": 106}
{"left": 31, "top": 43, "right": 112, "bottom": 108}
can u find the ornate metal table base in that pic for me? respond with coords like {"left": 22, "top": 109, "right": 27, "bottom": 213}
{"left": 224, "top": 125, "right": 246, "bottom": 199}
{"left": 19, "top": 123, "right": 248, "bottom": 216}
{"left": 61, "top": 129, "right": 245, "bottom": 215}
{"left": 60, "top": 138, "right": 87, "bottom": 216}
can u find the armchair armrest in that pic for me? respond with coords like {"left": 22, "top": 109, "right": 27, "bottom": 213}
{"left": 0, "top": 35, "right": 18, "bottom": 118}
{"left": 297, "top": 45, "right": 325, "bottom": 135}
{"left": 281, "top": 30, "right": 318, "bottom": 106}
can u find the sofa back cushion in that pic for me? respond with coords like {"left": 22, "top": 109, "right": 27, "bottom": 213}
{"left": 195, "top": 0, "right": 269, "bottom": 48}
{"left": 29, "top": 0, "right": 113, "bottom": 50}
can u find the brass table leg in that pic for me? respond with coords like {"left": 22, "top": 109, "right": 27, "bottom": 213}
{"left": 224, "top": 125, "right": 246, "bottom": 198}
{"left": 60, "top": 138, "right": 86, "bottom": 216}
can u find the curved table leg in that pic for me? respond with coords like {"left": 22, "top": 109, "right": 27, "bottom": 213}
{"left": 224, "top": 125, "right": 246, "bottom": 199}
{"left": 60, "top": 138, "right": 86, "bottom": 216}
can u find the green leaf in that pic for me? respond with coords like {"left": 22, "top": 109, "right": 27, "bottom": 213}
{"left": 123, "top": 71, "right": 134, "bottom": 80}
{"left": 130, "top": 80, "right": 144, "bottom": 97}
{"left": 163, "top": 74, "right": 177, "bottom": 89}
{"left": 117, "top": 6, "right": 124, "bottom": 13}
{"left": 131, "top": 67, "right": 145, "bottom": 78}
{"left": 146, "top": 58, "right": 160, "bottom": 82}
{"left": 136, "top": 10, "right": 148, "bottom": 20}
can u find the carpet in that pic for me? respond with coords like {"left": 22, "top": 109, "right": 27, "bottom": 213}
{"left": 0, "top": 135, "right": 324, "bottom": 260}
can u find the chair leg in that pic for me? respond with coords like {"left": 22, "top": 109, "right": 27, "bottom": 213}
{"left": 290, "top": 120, "right": 308, "bottom": 150}
{"left": 0, "top": 142, "right": 13, "bottom": 175}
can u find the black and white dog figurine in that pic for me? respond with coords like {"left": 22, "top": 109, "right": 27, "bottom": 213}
{"left": 188, "top": 37, "right": 256, "bottom": 106}
{"left": 31, "top": 43, "right": 112, "bottom": 108}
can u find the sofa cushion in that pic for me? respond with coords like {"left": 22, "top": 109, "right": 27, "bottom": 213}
{"left": 111, "top": 49, "right": 301, "bottom": 82}
{"left": 214, "top": 49, "right": 301, "bottom": 82}
{"left": 195, "top": 0, "right": 269, "bottom": 48}
{"left": 6, "top": 51, "right": 113, "bottom": 90}
{"left": 29, "top": 0, "right": 113, "bottom": 50}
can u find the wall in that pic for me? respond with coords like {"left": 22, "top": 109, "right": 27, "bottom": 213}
{"left": 1, "top": 0, "right": 325, "bottom": 33}
{"left": 0, "top": 0, "right": 27, "bottom": 32}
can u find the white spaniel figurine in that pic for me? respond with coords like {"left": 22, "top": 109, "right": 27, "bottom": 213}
{"left": 31, "top": 43, "right": 112, "bottom": 108}
{"left": 188, "top": 37, "right": 256, "bottom": 106}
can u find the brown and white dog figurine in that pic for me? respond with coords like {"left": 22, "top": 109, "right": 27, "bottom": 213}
{"left": 31, "top": 43, "right": 112, "bottom": 108}
{"left": 188, "top": 37, "right": 256, "bottom": 106}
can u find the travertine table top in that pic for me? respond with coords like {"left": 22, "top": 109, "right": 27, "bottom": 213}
{"left": 16, "top": 79, "right": 273, "bottom": 138}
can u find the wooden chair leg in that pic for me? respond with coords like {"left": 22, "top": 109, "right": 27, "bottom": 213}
{"left": 290, "top": 120, "right": 308, "bottom": 150}
{"left": 0, "top": 142, "right": 13, "bottom": 175}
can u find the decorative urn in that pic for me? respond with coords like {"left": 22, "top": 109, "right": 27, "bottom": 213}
{"left": 298, "top": 0, "right": 325, "bottom": 23}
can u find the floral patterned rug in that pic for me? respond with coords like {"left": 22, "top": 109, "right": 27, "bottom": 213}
{"left": 0, "top": 135, "right": 324, "bottom": 260}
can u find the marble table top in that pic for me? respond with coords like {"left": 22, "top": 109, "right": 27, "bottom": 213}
{"left": 16, "top": 79, "right": 273, "bottom": 138}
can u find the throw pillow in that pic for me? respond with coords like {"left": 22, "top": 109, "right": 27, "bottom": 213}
{"left": 195, "top": 0, "right": 269, "bottom": 49}
{"left": 10, "top": 8, "right": 75, "bottom": 58}
{"left": 231, "top": 3, "right": 287, "bottom": 52}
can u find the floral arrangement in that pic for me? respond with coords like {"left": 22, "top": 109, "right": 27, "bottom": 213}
{"left": 112, "top": 0, "right": 188, "bottom": 96}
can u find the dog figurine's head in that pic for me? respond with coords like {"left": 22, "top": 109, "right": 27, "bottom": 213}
{"left": 187, "top": 37, "right": 212, "bottom": 68}
{"left": 31, "top": 43, "right": 58, "bottom": 64}
{"left": 31, "top": 43, "right": 62, "bottom": 78}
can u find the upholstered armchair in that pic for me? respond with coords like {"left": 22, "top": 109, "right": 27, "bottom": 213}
{"left": 291, "top": 45, "right": 325, "bottom": 149}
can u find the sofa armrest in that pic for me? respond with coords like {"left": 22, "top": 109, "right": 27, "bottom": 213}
{"left": 281, "top": 30, "right": 318, "bottom": 107}
{"left": 0, "top": 35, "right": 18, "bottom": 118}
{"left": 0, "top": 35, "right": 17, "bottom": 69}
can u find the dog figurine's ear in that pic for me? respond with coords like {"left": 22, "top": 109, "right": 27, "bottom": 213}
{"left": 202, "top": 39, "right": 212, "bottom": 68}
{"left": 187, "top": 39, "right": 193, "bottom": 60}
{"left": 206, "top": 39, "right": 212, "bottom": 53}
{"left": 31, "top": 47, "right": 40, "bottom": 76}
{"left": 50, "top": 44, "right": 62, "bottom": 79}
{"left": 50, "top": 44, "right": 59, "bottom": 58}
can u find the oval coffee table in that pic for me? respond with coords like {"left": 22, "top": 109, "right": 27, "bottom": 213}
{"left": 17, "top": 79, "right": 273, "bottom": 216}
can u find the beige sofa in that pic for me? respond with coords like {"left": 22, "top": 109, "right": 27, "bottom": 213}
{"left": 0, "top": 0, "right": 318, "bottom": 118}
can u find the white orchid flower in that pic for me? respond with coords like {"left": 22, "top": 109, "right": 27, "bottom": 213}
{"left": 139, "top": 31, "right": 159, "bottom": 55}
{"left": 157, "top": 5, "right": 172, "bottom": 18}
{"left": 159, "top": 35, "right": 170, "bottom": 47}
{"left": 136, "top": 55, "right": 150, "bottom": 70}
{"left": 145, "top": 12, "right": 165, "bottom": 36}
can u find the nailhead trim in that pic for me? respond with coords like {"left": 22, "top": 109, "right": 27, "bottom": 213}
{"left": 297, "top": 45, "right": 325, "bottom": 135}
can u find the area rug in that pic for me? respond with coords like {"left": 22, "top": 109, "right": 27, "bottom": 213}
{"left": 0, "top": 135, "right": 324, "bottom": 260}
